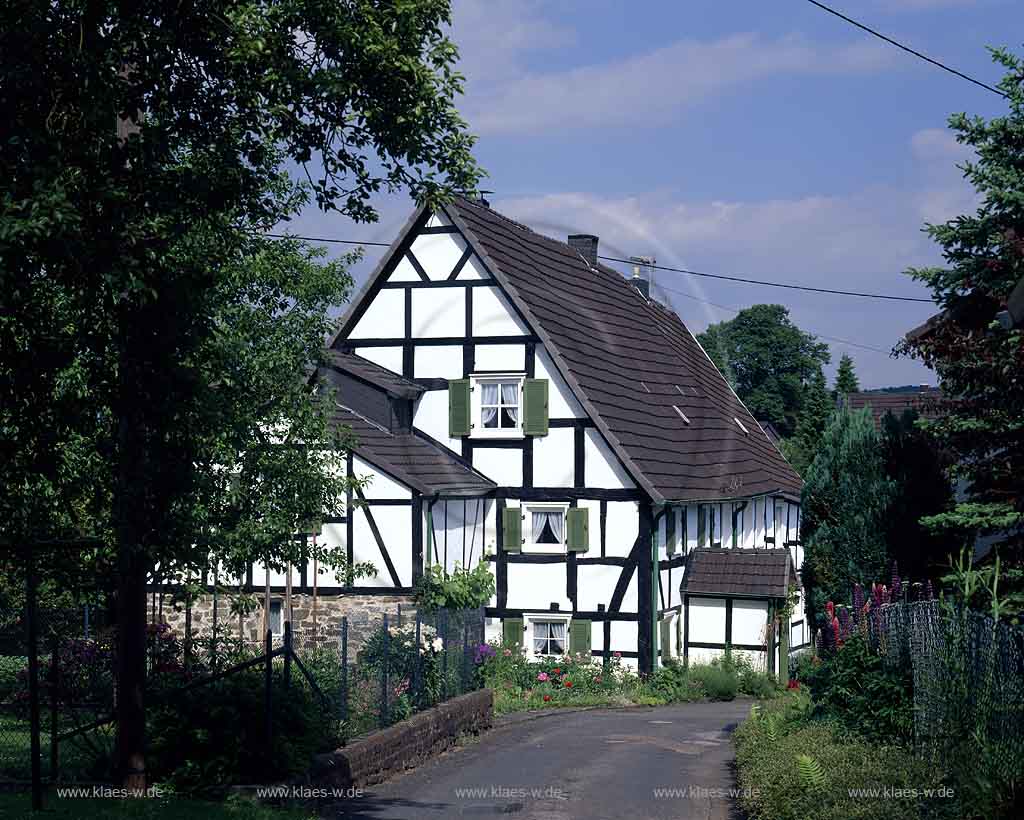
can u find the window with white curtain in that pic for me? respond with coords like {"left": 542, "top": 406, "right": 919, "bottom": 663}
{"left": 472, "top": 374, "right": 523, "bottom": 437}
{"left": 525, "top": 504, "right": 567, "bottom": 553}
{"left": 532, "top": 620, "right": 567, "bottom": 656}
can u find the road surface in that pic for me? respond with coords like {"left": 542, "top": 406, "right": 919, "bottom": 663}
{"left": 327, "top": 701, "right": 751, "bottom": 820}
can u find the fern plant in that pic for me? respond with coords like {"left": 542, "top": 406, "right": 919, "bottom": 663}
{"left": 796, "top": 754, "right": 826, "bottom": 791}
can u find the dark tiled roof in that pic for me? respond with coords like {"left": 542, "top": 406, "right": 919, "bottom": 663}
{"left": 681, "top": 548, "right": 798, "bottom": 598}
{"left": 322, "top": 350, "right": 424, "bottom": 399}
{"left": 328, "top": 405, "right": 494, "bottom": 496}
{"left": 844, "top": 389, "right": 945, "bottom": 431}
{"left": 448, "top": 197, "right": 803, "bottom": 503}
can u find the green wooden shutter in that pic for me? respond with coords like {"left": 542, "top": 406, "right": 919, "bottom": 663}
{"left": 449, "top": 379, "right": 471, "bottom": 437}
{"left": 522, "top": 379, "right": 549, "bottom": 436}
{"left": 503, "top": 617, "right": 523, "bottom": 648}
{"left": 502, "top": 507, "right": 522, "bottom": 553}
{"left": 566, "top": 507, "right": 590, "bottom": 552}
{"left": 697, "top": 505, "right": 707, "bottom": 547}
{"left": 569, "top": 619, "right": 591, "bottom": 657}
{"left": 660, "top": 618, "right": 672, "bottom": 661}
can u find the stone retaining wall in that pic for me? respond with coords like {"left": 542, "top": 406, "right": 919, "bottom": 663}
{"left": 307, "top": 689, "right": 494, "bottom": 790}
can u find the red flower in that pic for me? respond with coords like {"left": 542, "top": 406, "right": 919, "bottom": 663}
{"left": 595, "top": 676, "right": 602, "bottom": 684}
{"left": 543, "top": 694, "right": 551, "bottom": 702}
{"left": 552, "top": 667, "right": 561, "bottom": 675}
{"left": 787, "top": 679, "right": 800, "bottom": 690}
{"left": 564, "top": 680, "right": 573, "bottom": 688}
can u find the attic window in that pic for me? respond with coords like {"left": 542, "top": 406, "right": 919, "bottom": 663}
{"left": 672, "top": 405, "right": 690, "bottom": 424}
{"left": 734, "top": 417, "right": 750, "bottom": 435}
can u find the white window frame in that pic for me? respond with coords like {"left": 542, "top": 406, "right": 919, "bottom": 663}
{"left": 268, "top": 599, "right": 284, "bottom": 636}
{"left": 470, "top": 373, "right": 525, "bottom": 439}
{"left": 525, "top": 613, "right": 572, "bottom": 659}
{"left": 523, "top": 503, "right": 569, "bottom": 554}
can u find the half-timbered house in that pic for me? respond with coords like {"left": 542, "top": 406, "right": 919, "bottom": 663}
{"left": 157, "top": 196, "right": 808, "bottom": 673}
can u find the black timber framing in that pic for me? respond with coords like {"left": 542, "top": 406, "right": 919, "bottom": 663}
{"left": 354, "top": 487, "right": 401, "bottom": 587}
{"left": 637, "top": 502, "right": 654, "bottom": 674}
{"left": 420, "top": 224, "right": 459, "bottom": 235}
{"left": 411, "top": 493, "right": 423, "bottom": 584}
{"left": 405, "top": 249, "right": 430, "bottom": 282}
{"left": 153, "top": 583, "right": 415, "bottom": 597}
{"left": 485, "top": 607, "right": 639, "bottom": 622}
{"left": 680, "top": 593, "right": 778, "bottom": 661}
{"left": 573, "top": 424, "right": 585, "bottom": 488}
{"left": 345, "top": 451, "right": 354, "bottom": 566}
{"left": 344, "top": 335, "right": 539, "bottom": 347}
{"left": 600, "top": 500, "right": 607, "bottom": 558}
{"left": 448, "top": 246, "right": 475, "bottom": 280}
{"left": 486, "top": 554, "right": 631, "bottom": 566}
{"left": 495, "top": 488, "right": 641, "bottom": 501}
{"left": 381, "top": 279, "right": 493, "bottom": 289}
{"left": 495, "top": 497, "right": 508, "bottom": 609}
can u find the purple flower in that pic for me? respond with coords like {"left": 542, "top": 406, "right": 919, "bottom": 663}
{"left": 891, "top": 562, "right": 902, "bottom": 602}
{"left": 838, "top": 607, "right": 851, "bottom": 641}
{"left": 852, "top": 583, "right": 864, "bottom": 623}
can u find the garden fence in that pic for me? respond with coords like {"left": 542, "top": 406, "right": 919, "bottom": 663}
{"left": 0, "top": 592, "right": 486, "bottom": 806}
{"left": 873, "top": 600, "right": 1024, "bottom": 785}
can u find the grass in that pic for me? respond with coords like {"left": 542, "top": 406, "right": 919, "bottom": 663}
{"left": 0, "top": 793, "right": 317, "bottom": 820}
{"left": 0, "top": 709, "right": 113, "bottom": 781}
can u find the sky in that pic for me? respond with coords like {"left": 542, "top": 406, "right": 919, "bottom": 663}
{"left": 286, "top": 0, "right": 1020, "bottom": 390}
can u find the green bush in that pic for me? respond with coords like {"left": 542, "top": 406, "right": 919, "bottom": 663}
{"left": 689, "top": 662, "right": 738, "bottom": 701}
{"left": 806, "top": 634, "right": 913, "bottom": 744}
{"left": 0, "top": 656, "right": 26, "bottom": 701}
{"left": 147, "top": 669, "right": 339, "bottom": 796}
{"left": 735, "top": 695, "right": 956, "bottom": 820}
{"left": 413, "top": 563, "right": 495, "bottom": 611}
{"left": 645, "top": 662, "right": 702, "bottom": 703}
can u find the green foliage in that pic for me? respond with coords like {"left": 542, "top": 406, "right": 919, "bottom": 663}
{"left": 805, "top": 634, "right": 914, "bottom": 744}
{"left": 897, "top": 48, "right": 1024, "bottom": 555}
{"left": 735, "top": 695, "right": 953, "bottom": 820}
{"left": 0, "top": 793, "right": 317, "bottom": 820}
{"left": 688, "top": 662, "right": 738, "bottom": 701}
{"left": 832, "top": 354, "right": 860, "bottom": 398}
{"left": 783, "top": 368, "right": 833, "bottom": 475}
{"left": 0, "top": 656, "right": 26, "bottom": 702}
{"left": 696, "top": 304, "right": 830, "bottom": 438}
{"left": 413, "top": 563, "right": 496, "bottom": 611}
{"left": 645, "top": 662, "right": 703, "bottom": 702}
{"left": 358, "top": 621, "right": 443, "bottom": 710}
{"left": 800, "top": 406, "right": 895, "bottom": 624}
{"left": 880, "top": 410, "right": 961, "bottom": 581}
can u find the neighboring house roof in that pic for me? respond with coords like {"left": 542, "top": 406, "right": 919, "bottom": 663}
{"left": 843, "top": 388, "right": 944, "bottom": 431}
{"left": 447, "top": 197, "right": 802, "bottom": 503}
{"left": 328, "top": 405, "right": 495, "bottom": 496}
{"left": 681, "top": 548, "right": 798, "bottom": 598}
{"left": 321, "top": 350, "right": 424, "bottom": 399}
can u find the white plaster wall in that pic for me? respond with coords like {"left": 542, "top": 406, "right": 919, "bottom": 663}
{"left": 659, "top": 568, "right": 674, "bottom": 608}
{"left": 688, "top": 647, "right": 727, "bottom": 664}
{"left": 457, "top": 253, "right": 489, "bottom": 281}
{"left": 506, "top": 563, "right": 569, "bottom": 610}
{"left": 427, "top": 212, "right": 452, "bottom": 229}
{"left": 413, "top": 344, "right": 463, "bottom": 379}
{"left": 319, "top": 522, "right": 349, "bottom": 586}
{"left": 350, "top": 288, "right": 405, "bottom": 339}
{"left": 618, "top": 569, "right": 638, "bottom": 614}
{"left": 411, "top": 287, "right": 465, "bottom": 338}
{"left": 473, "top": 446, "right": 522, "bottom": 486}
{"left": 688, "top": 598, "right": 727, "bottom": 644}
{"left": 685, "top": 505, "right": 698, "bottom": 553}
{"left": 472, "top": 286, "right": 528, "bottom": 336}
{"left": 353, "top": 456, "right": 411, "bottom": 500}
{"left": 413, "top": 390, "right": 461, "bottom": 452}
{"left": 660, "top": 612, "right": 679, "bottom": 660}
{"left": 721, "top": 505, "right": 734, "bottom": 548}
{"left": 583, "top": 429, "right": 634, "bottom": 489}
{"left": 348, "top": 504, "right": 413, "bottom": 587}
{"left": 604, "top": 501, "right": 639, "bottom": 557}
{"left": 355, "top": 345, "right": 403, "bottom": 375}
{"left": 474, "top": 343, "right": 525, "bottom": 371}
{"left": 532, "top": 428, "right": 575, "bottom": 487}
{"left": 609, "top": 620, "right": 639, "bottom": 654}
{"left": 576, "top": 564, "right": 621, "bottom": 611}
{"left": 535, "top": 348, "right": 585, "bottom": 417}
{"left": 387, "top": 255, "right": 422, "bottom": 282}
{"left": 732, "top": 600, "right": 770, "bottom": 647}
{"left": 410, "top": 232, "right": 468, "bottom": 281}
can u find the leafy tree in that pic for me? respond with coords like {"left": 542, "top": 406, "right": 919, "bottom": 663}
{"left": 782, "top": 369, "right": 833, "bottom": 474}
{"left": 880, "top": 410, "right": 961, "bottom": 581}
{"left": 897, "top": 49, "right": 1024, "bottom": 560}
{"left": 800, "top": 407, "right": 895, "bottom": 626}
{"left": 1, "top": 0, "right": 481, "bottom": 784}
{"left": 833, "top": 354, "right": 860, "bottom": 398}
{"left": 697, "top": 304, "right": 829, "bottom": 437}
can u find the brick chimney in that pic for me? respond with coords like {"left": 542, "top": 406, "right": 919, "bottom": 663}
{"left": 568, "top": 234, "right": 599, "bottom": 267}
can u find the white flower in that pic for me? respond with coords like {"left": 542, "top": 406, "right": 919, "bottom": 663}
{"left": 431, "top": 637, "right": 444, "bottom": 652}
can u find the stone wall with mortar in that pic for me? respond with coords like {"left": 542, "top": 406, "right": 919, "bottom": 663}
{"left": 150, "top": 591, "right": 416, "bottom": 653}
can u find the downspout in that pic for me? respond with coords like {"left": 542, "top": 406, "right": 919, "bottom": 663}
{"left": 651, "top": 505, "right": 668, "bottom": 671}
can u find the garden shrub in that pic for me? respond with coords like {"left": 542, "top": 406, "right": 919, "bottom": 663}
{"left": 0, "top": 656, "right": 26, "bottom": 701}
{"left": 688, "top": 662, "right": 737, "bottom": 701}
{"left": 645, "top": 661, "right": 701, "bottom": 703}
{"left": 806, "top": 633, "right": 913, "bottom": 744}
{"left": 413, "top": 563, "right": 495, "bottom": 611}
{"left": 734, "top": 695, "right": 956, "bottom": 820}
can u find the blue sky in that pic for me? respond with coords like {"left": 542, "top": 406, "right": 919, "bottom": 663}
{"left": 288, "top": 0, "right": 1020, "bottom": 389}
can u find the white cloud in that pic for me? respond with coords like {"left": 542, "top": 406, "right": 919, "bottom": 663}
{"left": 910, "top": 127, "right": 970, "bottom": 162}
{"left": 453, "top": 26, "right": 896, "bottom": 136}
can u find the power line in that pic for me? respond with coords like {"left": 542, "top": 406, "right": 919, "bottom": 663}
{"left": 267, "top": 232, "right": 390, "bottom": 247}
{"left": 599, "top": 255, "right": 933, "bottom": 303}
{"left": 804, "top": 0, "right": 1006, "bottom": 98}
{"left": 653, "top": 280, "right": 894, "bottom": 355}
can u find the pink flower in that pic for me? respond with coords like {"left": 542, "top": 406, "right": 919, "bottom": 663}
{"left": 503, "top": 648, "right": 512, "bottom": 657}
{"left": 536, "top": 672, "right": 549, "bottom": 682}
{"left": 613, "top": 651, "right": 621, "bottom": 658}
{"left": 595, "top": 676, "right": 602, "bottom": 684}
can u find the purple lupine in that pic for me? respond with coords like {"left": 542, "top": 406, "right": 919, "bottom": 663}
{"left": 872, "top": 583, "right": 882, "bottom": 608}
{"left": 852, "top": 583, "right": 864, "bottom": 624}
{"left": 891, "top": 561, "right": 902, "bottom": 602}
{"left": 838, "top": 606, "right": 851, "bottom": 641}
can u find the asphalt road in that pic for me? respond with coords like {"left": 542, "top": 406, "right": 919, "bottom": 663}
{"left": 327, "top": 701, "right": 752, "bottom": 820}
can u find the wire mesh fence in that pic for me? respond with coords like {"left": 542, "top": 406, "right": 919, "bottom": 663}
{"left": 873, "top": 600, "right": 1024, "bottom": 787}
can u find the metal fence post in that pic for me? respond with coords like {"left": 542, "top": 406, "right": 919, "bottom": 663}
{"left": 26, "top": 549, "right": 42, "bottom": 811}
{"left": 441, "top": 609, "right": 449, "bottom": 701}
{"left": 264, "top": 628, "right": 273, "bottom": 771}
{"left": 413, "top": 611, "right": 422, "bottom": 709}
{"left": 397, "top": 603, "right": 402, "bottom": 629}
{"left": 340, "top": 618, "right": 349, "bottom": 740}
{"left": 461, "top": 620, "right": 470, "bottom": 694}
{"left": 380, "top": 613, "right": 389, "bottom": 729}
{"left": 283, "top": 621, "right": 292, "bottom": 691}
{"left": 49, "top": 637, "right": 59, "bottom": 782}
